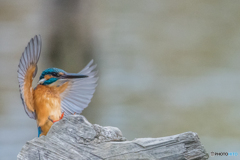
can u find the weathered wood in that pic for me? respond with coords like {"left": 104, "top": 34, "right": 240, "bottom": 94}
{"left": 17, "top": 115, "right": 209, "bottom": 160}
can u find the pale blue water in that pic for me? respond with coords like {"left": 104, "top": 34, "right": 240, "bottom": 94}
{"left": 1, "top": 1, "right": 240, "bottom": 159}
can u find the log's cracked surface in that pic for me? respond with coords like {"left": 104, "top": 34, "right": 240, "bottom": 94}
{"left": 17, "top": 115, "right": 209, "bottom": 160}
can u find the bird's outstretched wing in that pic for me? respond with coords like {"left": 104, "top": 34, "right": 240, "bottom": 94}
{"left": 60, "top": 60, "right": 98, "bottom": 115}
{"left": 17, "top": 35, "right": 42, "bottom": 119}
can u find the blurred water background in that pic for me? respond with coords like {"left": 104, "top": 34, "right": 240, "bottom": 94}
{"left": 1, "top": 1, "right": 240, "bottom": 159}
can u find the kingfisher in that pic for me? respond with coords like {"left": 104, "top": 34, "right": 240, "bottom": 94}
{"left": 17, "top": 35, "right": 98, "bottom": 137}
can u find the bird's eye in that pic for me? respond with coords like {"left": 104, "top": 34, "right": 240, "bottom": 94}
{"left": 52, "top": 72, "right": 58, "bottom": 76}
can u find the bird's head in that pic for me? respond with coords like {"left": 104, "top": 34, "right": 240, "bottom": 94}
{"left": 38, "top": 68, "right": 88, "bottom": 86}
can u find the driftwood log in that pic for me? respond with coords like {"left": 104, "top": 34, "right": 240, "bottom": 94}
{"left": 17, "top": 115, "right": 209, "bottom": 160}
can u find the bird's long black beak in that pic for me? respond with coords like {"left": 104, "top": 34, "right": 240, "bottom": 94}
{"left": 60, "top": 73, "right": 88, "bottom": 79}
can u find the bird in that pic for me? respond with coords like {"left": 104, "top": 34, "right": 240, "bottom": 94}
{"left": 17, "top": 35, "right": 98, "bottom": 137}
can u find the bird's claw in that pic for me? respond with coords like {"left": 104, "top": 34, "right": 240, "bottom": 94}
{"left": 60, "top": 112, "right": 64, "bottom": 119}
{"left": 52, "top": 112, "right": 64, "bottom": 123}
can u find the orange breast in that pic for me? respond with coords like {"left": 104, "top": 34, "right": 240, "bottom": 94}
{"left": 34, "top": 85, "right": 61, "bottom": 127}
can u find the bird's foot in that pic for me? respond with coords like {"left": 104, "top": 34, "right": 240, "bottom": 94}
{"left": 52, "top": 112, "right": 64, "bottom": 123}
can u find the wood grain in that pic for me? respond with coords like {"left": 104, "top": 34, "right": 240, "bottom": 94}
{"left": 17, "top": 115, "right": 209, "bottom": 160}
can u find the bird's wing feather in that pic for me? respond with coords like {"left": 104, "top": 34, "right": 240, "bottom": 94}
{"left": 17, "top": 35, "right": 42, "bottom": 119}
{"left": 60, "top": 60, "right": 98, "bottom": 115}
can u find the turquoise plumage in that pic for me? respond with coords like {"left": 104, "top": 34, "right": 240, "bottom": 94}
{"left": 17, "top": 35, "right": 98, "bottom": 136}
